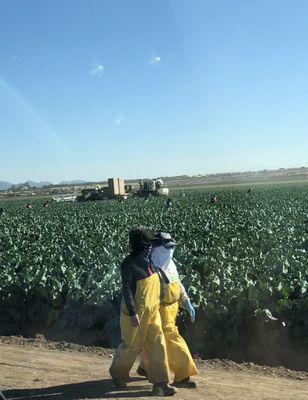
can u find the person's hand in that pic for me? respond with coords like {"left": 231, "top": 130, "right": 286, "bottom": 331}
{"left": 130, "top": 314, "right": 140, "bottom": 327}
{"left": 184, "top": 299, "right": 196, "bottom": 323}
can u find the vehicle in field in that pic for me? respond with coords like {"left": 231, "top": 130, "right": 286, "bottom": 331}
{"left": 52, "top": 194, "right": 77, "bottom": 203}
{"left": 76, "top": 178, "right": 128, "bottom": 202}
{"left": 136, "top": 178, "right": 169, "bottom": 197}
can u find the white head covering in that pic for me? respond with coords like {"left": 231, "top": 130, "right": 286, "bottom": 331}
{"left": 151, "top": 245, "right": 179, "bottom": 279}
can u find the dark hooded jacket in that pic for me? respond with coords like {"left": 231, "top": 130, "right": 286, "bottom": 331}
{"left": 120, "top": 250, "right": 155, "bottom": 316}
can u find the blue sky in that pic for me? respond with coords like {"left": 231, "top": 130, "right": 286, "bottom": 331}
{"left": 1, "top": 0, "right": 307, "bottom": 183}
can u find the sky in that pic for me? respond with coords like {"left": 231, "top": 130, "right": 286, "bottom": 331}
{"left": 0, "top": 0, "right": 308, "bottom": 183}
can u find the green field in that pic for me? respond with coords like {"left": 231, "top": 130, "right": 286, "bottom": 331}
{"left": 0, "top": 183, "right": 308, "bottom": 364}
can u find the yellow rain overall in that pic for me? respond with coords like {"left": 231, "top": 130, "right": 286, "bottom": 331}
{"left": 110, "top": 273, "right": 170, "bottom": 383}
{"left": 141, "top": 280, "right": 198, "bottom": 382}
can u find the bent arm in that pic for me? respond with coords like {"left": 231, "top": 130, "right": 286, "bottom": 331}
{"left": 179, "top": 282, "right": 190, "bottom": 308}
{"left": 121, "top": 265, "right": 136, "bottom": 316}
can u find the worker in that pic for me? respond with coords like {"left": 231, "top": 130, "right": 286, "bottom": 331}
{"left": 210, "top": 194, "right": 217, "bottom": 204}
{"left": 166, "top": 198, "right": 172, "bottom": 209}
{"left": 0, "top": 207, "right": 4, "bottom": 216}
{"left": 137, "top": 232, "right": 198, "bottom": 388}
{"left": 25, "top": 203, "right": 32, "bottom": 209}
{"left": 109, "top": 228, "right": 177, "bottom": 397}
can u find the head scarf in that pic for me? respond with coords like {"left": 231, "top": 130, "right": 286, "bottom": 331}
{"left": 151, "top": 245, "right": 179, "bottom": 278}
{"left": 129, "top": 227, "right": 154, "bottom": 256}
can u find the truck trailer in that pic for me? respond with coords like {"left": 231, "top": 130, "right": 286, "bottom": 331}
{"left": 76, "top": 178, "right": 127, "bottom": 202}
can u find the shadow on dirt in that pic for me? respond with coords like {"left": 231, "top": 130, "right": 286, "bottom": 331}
{"left": 3, "top": 379, "right": 151, "bottom": 400}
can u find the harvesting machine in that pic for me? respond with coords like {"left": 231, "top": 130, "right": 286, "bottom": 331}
{"left": 76, "top": 178, "right": 128, "bottom": 202}
{"left": 136, "top": 178, "right": 169, "bottom": 197}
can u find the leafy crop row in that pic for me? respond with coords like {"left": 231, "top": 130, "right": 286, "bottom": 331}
{"left": 0, "top": 183, "right": 307, "bottom": 356}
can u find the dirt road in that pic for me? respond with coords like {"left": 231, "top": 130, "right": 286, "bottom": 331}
{"left": 1, "top": 336, "right": 308, "bottom": 400}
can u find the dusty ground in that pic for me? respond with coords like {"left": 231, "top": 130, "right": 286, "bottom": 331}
{"left": 1, "top": 336, "right": 308, "bottom": 400}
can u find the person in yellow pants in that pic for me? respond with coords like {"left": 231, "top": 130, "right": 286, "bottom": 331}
{"left": 109, "top": 228, "right": 177, "bottom": 396}
{"left": 137, "top": 232, "right": 198, "bottom": 388}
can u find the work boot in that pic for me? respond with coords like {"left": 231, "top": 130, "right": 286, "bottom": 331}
{"left": 173, "top": 377, "right": 198, "bottom": 389}
{"left": 0, "top": 391, "right": 7, "bottom": 400}
{"left": 136, "top": 366, "right": 148, "bottom": 378}
{"left": 152, "top": 382, "right": 178, "bottom": 396}
{"left": 111, "top": 376, "right": 127, "bottom": 389}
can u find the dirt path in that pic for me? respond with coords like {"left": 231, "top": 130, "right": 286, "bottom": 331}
{"left": 1, "top": 337, "right": 308, "bottom": 400}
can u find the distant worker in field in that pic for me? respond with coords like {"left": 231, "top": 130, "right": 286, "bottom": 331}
{"left": 109, "top": 228, "right": 177, "bottom": 397}
{"left": 166, "top": 197, "right": 172, "bottom": 209}
{"left": 210, "top": 194, "right": 217, "bottom": 204}
{"left": 118, "top": 195, "right": 128, "bottom": 203}
{"left": 25, "top": 203, "right": 32, "bottom": 209}
{"left": 137, "top": 232, "right": 198, "bottom": 388}
{"left": 43, "top": 201, "right": 49, "bottom": 208}
{"left": 0, "top": 207, "right": 4, "bottom": 216}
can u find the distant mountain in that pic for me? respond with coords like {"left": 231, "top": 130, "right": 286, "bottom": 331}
{"left": 0, "top": 179, "right": 84, "bottom": 190}
{"left": 0, "top": 181, "right": 12, "bottom": 190}
{"left": 24, "top": 181, "right": 53, "bottom": 188}
{"left": 58, "top": 180, "right": 87, "bottom": 185}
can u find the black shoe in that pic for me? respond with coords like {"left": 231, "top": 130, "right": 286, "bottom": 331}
{"left": 0, "top": 391, "right": 7, "bottom": 400}
{"left": 137, "top": 366, "right": 148, "bottom": 378}
{"left": 152, "top": 383, "right": 178, "bottom": 396}
{"left": 111, "top": 376, "right": 127, "bottom": 388}
{"left": 173, "top": 377, "right": 197, "bottom": 388}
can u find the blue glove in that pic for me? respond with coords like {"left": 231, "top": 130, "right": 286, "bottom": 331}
{"left": 184, "top": 299, "right": 195, "bottom": 323}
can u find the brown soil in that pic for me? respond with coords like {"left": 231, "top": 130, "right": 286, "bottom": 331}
{"left": 1, "top": 335, "right": 308, "bottom": 400}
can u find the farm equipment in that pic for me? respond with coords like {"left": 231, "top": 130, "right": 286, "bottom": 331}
{"left": 136, "top": 178, "right": 169, "bottom": 197}
{"left": 52, "top": 194, "right": 77, "bottom": 203}
{"left": 76, "top": 178, "right": 128, "bottom": 202}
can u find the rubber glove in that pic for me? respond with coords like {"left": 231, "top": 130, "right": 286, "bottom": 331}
{"left": 184, "top": 299, "right": 196, "bottom": 323}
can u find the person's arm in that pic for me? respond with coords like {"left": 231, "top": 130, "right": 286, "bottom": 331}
{"left": 121, "top": 263, "right": 137, "bottom": 317}
{"left": 179, "top": 282, "right": 196, "bottom": 323}
{"left": 178, "top": 282, "right": 190, "bottom": 307}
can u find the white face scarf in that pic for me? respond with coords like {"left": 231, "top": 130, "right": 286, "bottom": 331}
{"left": 151, "top": 245, "right": 179, "bottom": 278}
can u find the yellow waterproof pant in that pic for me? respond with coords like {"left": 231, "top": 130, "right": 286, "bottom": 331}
{"left": 110, "top": 273, "right": 170, "bottom": 383}
{"left": 141, "top": 282, "right": 198, "bottom": 382}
